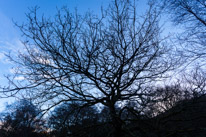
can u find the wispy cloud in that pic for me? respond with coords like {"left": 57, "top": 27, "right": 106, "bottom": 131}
{"left": 0, "top": 11, "right": 25, "bottom": 91}
{"left": 0, "top": 11, "right": 24, "bottom": 63}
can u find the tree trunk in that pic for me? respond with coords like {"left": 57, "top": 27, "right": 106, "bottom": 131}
{"left": 112, "top": 117, "right": 124, "bottom": 137}
{"left": 110, "top": 105, "right": 124, "bottom": 137}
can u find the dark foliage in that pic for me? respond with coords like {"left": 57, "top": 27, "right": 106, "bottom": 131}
{"left": 0, "top": 100, "right": 47, "bottom": 137}
{"left": 1, "top": 86, "right": 206, "bottom": 137}
{"left": 152, "top": 95, "right": 206, "bottom": 137}
{"left": 48, "top": 102, "right": 108, "bottom": 137}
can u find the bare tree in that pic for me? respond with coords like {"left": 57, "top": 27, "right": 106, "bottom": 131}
{"left": 147, "top": 84, "right": 187, "bottom": 117}
{"left": 147, "top": 67, "right": 206, "bottom": 136}
{"left": 149, "top": 66, "right": 206, "bottom": 116}
{"left": 1, "top": 0, "right": 173, "bottom": 136}
{"left": 182, "top": 67, "right": 206, "bottom": 97}
{"left": 161, "top": 0, "right": 206, "bottom": 65}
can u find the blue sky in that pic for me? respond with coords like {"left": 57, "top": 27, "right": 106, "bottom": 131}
{"left": 0, "top": 0, "right": 155, "bottom": 111}
{"left": 0, "top": 0, "right": 114, "bottom": 111}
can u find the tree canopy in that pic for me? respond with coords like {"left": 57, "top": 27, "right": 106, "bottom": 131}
{"left": 1, "top": 0, "right": 206, "bottom": 136}
{"left": 1, "top": 0, "right": 174, "bottom": 136}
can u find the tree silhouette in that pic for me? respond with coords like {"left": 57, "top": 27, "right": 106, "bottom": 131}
{"left": 0, "top": 100, "right": 47, "bottom": 137}
{"left": 1, "top": 0, "right": 174, "bottom": 136}
{"left": 49, "top": 102, "right": 100, "bottom": 137}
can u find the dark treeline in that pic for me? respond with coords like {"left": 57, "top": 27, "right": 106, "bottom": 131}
{"left": 1, "top": 80, "right": 206, "bottom": 137}
{"left": 0, "top": 0, "right": 206, "bottom": 136}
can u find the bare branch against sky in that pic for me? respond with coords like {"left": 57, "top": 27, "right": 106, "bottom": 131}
{"left": 0, "top": 0, "right": 176, "bottom": 136}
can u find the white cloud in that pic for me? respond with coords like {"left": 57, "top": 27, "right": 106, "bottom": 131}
{"left": 14, "top": 76, "right": 24, "bottom": 80}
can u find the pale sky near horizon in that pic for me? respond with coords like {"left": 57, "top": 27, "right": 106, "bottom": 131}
{"left": 0, "top": 0, "right": 174, "bottom": 112}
